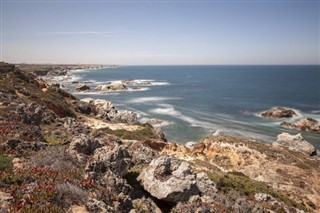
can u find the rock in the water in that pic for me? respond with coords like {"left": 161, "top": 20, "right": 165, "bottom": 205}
{"left": 274, "top": 132, "right": 318, "bottom": 156}
{"left": 260, "top": 107, "right": 297, "bottom": 118}
{"left": 75, "top": 83, "right": 90, "bottom": 92}
{"left": 137, "top": 156, "right": 199, "bottom": 203}
{"left": 86, "top": 145, "right": 131, "bottom": 177}
{"left": 212, "top": 129, "right": 224, "bottom": 136}
{"left": 95, "top": 83, "right": 127, "bottom": 91}
{"left": 281, "top": 118, "right": 320, "bottom": 133}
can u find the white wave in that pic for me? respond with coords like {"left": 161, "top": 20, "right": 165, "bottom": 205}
{"left": 126, "top": 108, "right": 149, "bottom": 117}
{"left": 311, "top": 110, "right": 320, "bottom": 114}
{"left": 149, "top": 104, "right": 218, "bottom": 128}
{"left": 123, "top": 79, "right": 171, "bottom": 86}
{"left": 128, "top": 96, "right": 181, "bottom": 104}
{"left": 127, "top": 87, "right": 150, "bottom": 92}
{"left": 73, "top": 91, "right": 120, "bottom": 96}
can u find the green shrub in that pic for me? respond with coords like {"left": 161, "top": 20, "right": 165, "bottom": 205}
{"left": 0, "top": 154, "right": 12, "bottom": 171}
{"left": 107, "top": 127, "right": 158, "bottom": 141}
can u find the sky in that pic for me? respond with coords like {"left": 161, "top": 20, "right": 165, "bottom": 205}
{"left": 0, "top": 0, "right": 319, "bottom": 65}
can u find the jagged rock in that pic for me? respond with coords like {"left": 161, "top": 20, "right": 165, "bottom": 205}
{"left": 95, "top": 83, "right": 127, "bottom": 91}
{"left": 254, "top": 193, "right": 273, "bottom": 202}
{"left": 130, "top": 197, "right": 162, "bottom": 213}
{"left": 172, "top": 195, "right": 225, "bottom": 213}
{"left": 47, "top": 69, "right": 68, "bottom": 76}
{"left": 274, "top": 132, "right": 318, "bottom": 156}
{"left": 196, "top": 172, "right": 217, "bottom": 196}
{"left": 86, "top": 198, "right": 108, "bottom": 212}
{"left": 212, "top": 129, "right": 224, "bottom": 136}
{"left": 68, "top": 134, "right": 104, "bottom": 162}
{"left": 281, "top": 118, "right": 320, "bottom": 133}
{"left": 93, "top": 172, "right": 133, "bottom": 213}
{"left": 86, "top": 145, "right": 131, "bottom": 177}
{"left": 260, "top": 107, "right": 297, "bottom": 118}
{"left": 0, "top": 191, "right": 12, "bottom": 211}
{"left": 185, "top": 141, "right": 197, "bottom": 148}
{"left": 137, "top": 156, "right": 199, "bottom": 203}
{"left": 76, "top": 101, "right": 93, "bottom": 114}
{"left": 81, "top": 98, "right": 137, "bottom": 123}
{"left": 129, "top": 141, "right": 160, "bottom": 165}
{"left": 75, "top": 84, "right": 90, "bottom": 92}
{"left": 99, "top": 171, "right": 132, "bottom": 195}
{"left": 152, "top": 127, "right": 167, "bottom": 141}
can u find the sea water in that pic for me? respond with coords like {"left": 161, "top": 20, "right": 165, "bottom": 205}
{"left": 69, "top": 65, "right": 320, "bottom": 148}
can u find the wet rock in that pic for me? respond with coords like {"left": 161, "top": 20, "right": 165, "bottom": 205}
{"left": 137, "top": 156, "right": 199, "bottom": 203}
{"left": 260, "top": 107, "right": 297, "bottom": 118}
{"left": 212, "top": 129, "right": 224, "bottom": 136}
{"left": 86, "top": 145, "right": 131, "bottom": 177}
{"left": 281, "top": 118, "right": 320, "bottom": 133}
{"left": 274, "top": 132, "right": 318, "bottom": 156}
{"left": 95, "top": 83, "right": 127, "bottom": 91}
{"left": 47, "top": 69, "right": 68, "bottom": 76}
{"left": 75, "top": 84, "right": 90, "bottom": 92}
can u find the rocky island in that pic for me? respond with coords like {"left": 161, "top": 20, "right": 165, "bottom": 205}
{"left": 0, "top": 62, "right": 320, "bottom": 213}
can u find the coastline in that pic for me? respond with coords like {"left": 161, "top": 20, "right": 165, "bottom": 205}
{"left": 0, "top": 63, "right": 319, "bottom": 212}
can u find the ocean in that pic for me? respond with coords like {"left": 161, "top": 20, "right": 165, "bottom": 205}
{"left": 67, "top": 65, "right": 320, "bottom": 148}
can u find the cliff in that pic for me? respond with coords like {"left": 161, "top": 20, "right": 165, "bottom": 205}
{"left": 0, "top": 63, "right": 319, "bottom": 213}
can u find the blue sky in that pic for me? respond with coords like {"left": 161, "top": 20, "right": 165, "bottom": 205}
{"left": 1, "top": 0, "right": 319, "bottom": 65}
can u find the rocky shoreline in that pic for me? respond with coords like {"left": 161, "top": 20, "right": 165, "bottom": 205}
{"left": 1, "top": 62, "right": 320, "bottom": 212}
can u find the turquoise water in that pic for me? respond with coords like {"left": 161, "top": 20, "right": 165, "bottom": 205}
{"left": 70, "top": 65, "right": 320, "bottom": 147}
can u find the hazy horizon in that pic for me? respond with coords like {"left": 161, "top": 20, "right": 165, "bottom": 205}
{"left": 1, "top": 0, "right": 319, "bottom": 65}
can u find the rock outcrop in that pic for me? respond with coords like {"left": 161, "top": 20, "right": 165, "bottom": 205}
{"left": 95, "top": 83, "right": 127, "bottom": 91}
{"left": 67, "top": 134, "right": 104, "bottom": 162}
{"left": 281, "top": 118, "right": 320, "bottom": 133}
{"left": 274, "top": 132, "right": 318, "bottom": 156}
{"left": 138, "top": 156, "right": 199, "bottom": 203}
{"left": 86, "top": 145, "right": 131, "bottom": 177}
{"left": 75, "top": 84, "right": 90, "bottom": 92}
{"left": 81, "top": 98, "right": 137, "bottom": 123}
{"left": 259, "top": 107, "right": 297, "bottom": 118}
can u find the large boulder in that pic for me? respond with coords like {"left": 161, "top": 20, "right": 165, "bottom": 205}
{"left": 281, "top": 118, "right": 320, "bottom": 133}
{"left": 75, "top": 83, "right": 90, "bottom": 92}
{"left": 259, "top": 107, "right": 297, "bottom": 118}
{"left": 86, "top": 145, "right": 131, "bottom": 177}
{"left": 274, "top": 132, "right": 318, "bottom": 156}
{"left": 67, "top": 134, "right": 104, "bottom": 162}
{"left": 137, "top": 156, "right": 199, "bottom": 203}
{"left": 95, "top": 83, "right": 127, "bottom": 92}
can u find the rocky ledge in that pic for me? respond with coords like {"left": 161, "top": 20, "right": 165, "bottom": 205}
{"left": 281, "top": 118, "right": 320, "bottom": 133}
{"left": 259, "top": 107, "right": 297, "bottom": 118}
{"left": 0, "top": 63, "right": 319, "bottom": 213}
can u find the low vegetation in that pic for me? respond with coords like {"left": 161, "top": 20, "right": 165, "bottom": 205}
{"left": 208, "top": 171, "right": 307, "bottom": 211}
{"left": 0, "top": 154, "right": 12, "bottom": 171}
